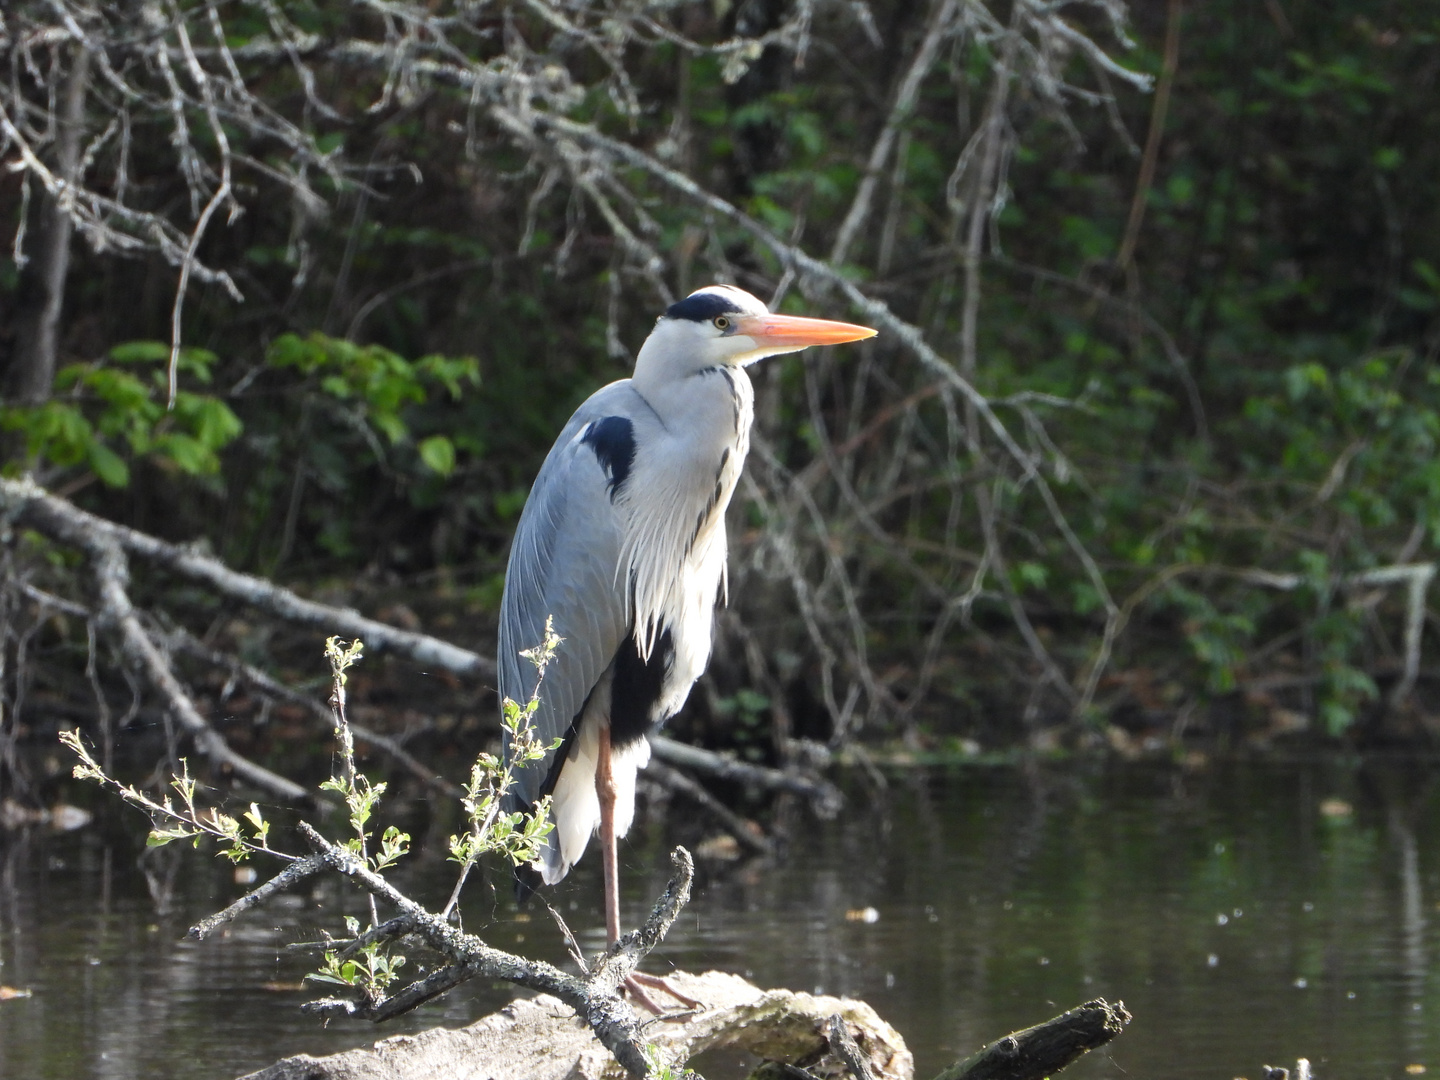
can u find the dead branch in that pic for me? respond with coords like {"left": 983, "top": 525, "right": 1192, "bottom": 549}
{"left": 6, "top": 580, "right": 461, "bottom": 799}
{"left": 0, "top": 476, "right": 493, "bottom": 679}
{"left": 159, "top": 624, "right": 465, "bottom": 800}
{"left": 829, "top": 0, "right": 962, "bottom": 268}
{"left": 7, "top": 43, "right": 89, "bottom": 403}
{"left": 646, "top": 759, "right": 775, "bottom": 857}
{"left": 1234, "top": 563, "right": 1436, "bottom": 709}
{"left": 828, "top": 1013, "right": 880, "bottom": 1080}
{"left": 84, "top": 533, "right": 309, "bottom": 802}
{"left": 650, "top": 735, "right": 843, "bottom": 815}
{"left": 187, "top": 852, "right": 329, "bottom": 940}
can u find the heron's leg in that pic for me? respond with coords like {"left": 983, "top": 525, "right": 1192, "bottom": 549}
{"left": 595, "top": 724, "right": 693, "bottom": 1017}
{"left": 595, "top": 721, "right": 622, "bottom": 947}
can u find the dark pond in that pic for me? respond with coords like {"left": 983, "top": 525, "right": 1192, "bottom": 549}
{"left": 1, "top": 756, "right": 1436, "bottom": 1080}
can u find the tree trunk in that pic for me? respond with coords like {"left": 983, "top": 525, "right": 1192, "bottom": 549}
{"left": 6, "top": 47, "right": 89, "bottom": 404}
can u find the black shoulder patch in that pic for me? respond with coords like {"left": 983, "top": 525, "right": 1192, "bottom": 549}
{"left": 665, "top": 291, "right": 741, "bottom": 323}
{"left": 582, "top": 416, "right": 635, "bottom": 500}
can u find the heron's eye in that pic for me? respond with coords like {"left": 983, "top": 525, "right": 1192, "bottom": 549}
{"left": 713, "top": 315, "right": 730, "bottom": 331}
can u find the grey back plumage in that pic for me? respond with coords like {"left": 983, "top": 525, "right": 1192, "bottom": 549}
{"left": 497, "top": 381, "right": 645, "bottom": 816}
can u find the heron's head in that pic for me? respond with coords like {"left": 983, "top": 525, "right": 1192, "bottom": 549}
{"left": 637, "top": 285, "right": 877, "bottom": 378}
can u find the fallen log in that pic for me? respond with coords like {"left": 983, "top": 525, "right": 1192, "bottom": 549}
{"left": 235, "top": 971, "right": 912, "bottom": 1080}
{"left": 0, "top": 475, "right": 494, "bottom": 679}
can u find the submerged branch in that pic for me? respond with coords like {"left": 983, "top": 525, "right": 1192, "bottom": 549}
{"left": 931, "top": 999, "right": 1131, "bottom": 1080}
{"left": 650, "top": 735, "right": 842, "bottom": 814}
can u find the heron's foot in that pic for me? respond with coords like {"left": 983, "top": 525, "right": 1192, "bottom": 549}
{"left": 624, "top": 971, "right": 704, "bottom": 1017}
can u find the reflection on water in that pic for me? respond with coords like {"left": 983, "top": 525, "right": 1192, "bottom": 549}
{"left": 1, "top": 758, "right": 1436, "bottom": 1079}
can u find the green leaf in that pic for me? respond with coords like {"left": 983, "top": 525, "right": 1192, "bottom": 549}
{"left": 371, "top": 412, "right": 408, "bottom": 445}
{"left": 177, "top": 395, "right": 244, "bottom": 448}
{"left": 418, "top": 435, "right": 456, "bottom": 476}
{"left": 109, "top": 341, "right": 172, "bottom": 364}
{"left": 87, "top": 442, "right": 131, "bottom": 488}
{"left": 153, "top": 433, "right": 218, "bottom": 475}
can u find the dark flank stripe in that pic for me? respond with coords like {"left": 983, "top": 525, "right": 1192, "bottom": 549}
{"left": 685, "top": 448, "right": 731, "bottom": 557}
{"left": 721, "top": 367, "right": 741, "bottom": 428}
{"left": 609, "top": 627, "right": 675, "bottom": 747}
{"left": 582, "top": 416, "right": 636, "bottom": 500}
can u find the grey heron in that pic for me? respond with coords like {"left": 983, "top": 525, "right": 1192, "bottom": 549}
{"left": 498, "top": 284, "right": 876, "bottom": 975}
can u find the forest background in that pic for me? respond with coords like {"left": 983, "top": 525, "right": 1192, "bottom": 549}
{"left": 3, "top": 0, "right": 1440, "bottom": 804}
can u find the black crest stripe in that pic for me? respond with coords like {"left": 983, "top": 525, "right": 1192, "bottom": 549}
{"left": 665, "top": 292, "right": 740, "bottom": 322}
{"left": 581, "top": 416, "right": 636, "bottom": 500}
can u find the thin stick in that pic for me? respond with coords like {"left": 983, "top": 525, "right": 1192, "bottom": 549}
{"left": 1115, "top": 0, "right": 1181, "bottom": 272}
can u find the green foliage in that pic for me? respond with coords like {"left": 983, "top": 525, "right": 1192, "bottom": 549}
{"left": 642, "top": 1043, "right": 699, "bottom": 1080}
{"left": 266, "top": 332, "right": 478, "bottom": 451}
{"left": 63, "top": 737, "right": 277, "bottom": 863}
{"left": 2, "top": 345, "right": 241, "bottom": 487}
{"left": 61, "top": 627, "right": 568, "bottom": 1012}
{"left": 1, "top": 334, "right": 477, "bottom": 508}
{"left": 1164, "top": 585, "right": 1257, "bottom": 695}
{"left": 309, "top": 915, "right": 408, "bottom": 1002}
{"left": 449, "top": 617, "right": 563, "bottom": 872}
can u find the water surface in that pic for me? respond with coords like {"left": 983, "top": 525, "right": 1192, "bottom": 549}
{"left": 1, "top": 757, "right": 1435, "bottom": 1079}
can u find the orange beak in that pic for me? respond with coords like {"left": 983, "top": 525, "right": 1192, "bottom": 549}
{"left": 735, "top": 313, "right": 878, "bottom": 349}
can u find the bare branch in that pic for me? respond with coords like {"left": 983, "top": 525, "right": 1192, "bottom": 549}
{"left": 85, "top": 536, "right": 310, "bottom": 802}
{"left": 0, "top": 476, "right": 495, "bottom": 680}
{"left": 188, "top": 853, "right": 329, "bottom": 940}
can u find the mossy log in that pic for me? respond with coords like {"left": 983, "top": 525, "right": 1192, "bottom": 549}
{"left": 237, "top": 970, "right": 912, "bottom": 1080}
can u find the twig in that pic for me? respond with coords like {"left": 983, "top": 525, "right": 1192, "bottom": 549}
{"left": 829, "top": 0, "right": 960, "bottom": 267}
{"left": 1115, "top": 0, "right": 1181, "bottom": 272}
{"left": 187, "top": 852, "right": 328, "bottom": 940}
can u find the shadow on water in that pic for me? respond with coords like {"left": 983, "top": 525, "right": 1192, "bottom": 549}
{"left": 1, "top": 756, "right": 1437, "bottom": 1079}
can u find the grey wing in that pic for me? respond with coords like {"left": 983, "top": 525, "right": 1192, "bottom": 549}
{"left": 497, "top": 403, "right": 631, "bottom": 817}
